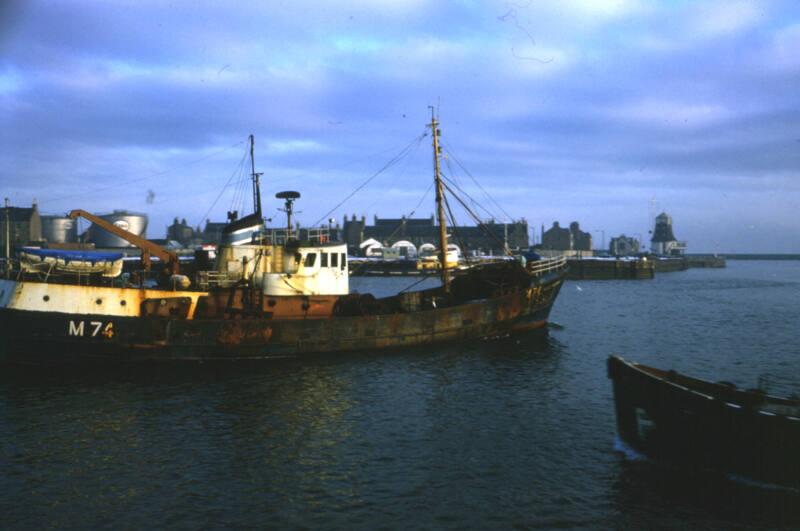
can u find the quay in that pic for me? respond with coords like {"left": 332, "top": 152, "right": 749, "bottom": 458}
{"left": 653, "top": 255, "right": 726, "bottom": 272}
{"left": 567, "top": 258, "right": 654, "bottom": 280}
{"left": 567, "top": 255, "right": 725, "bottom": 280}
{"left": 347, "top": 254, "right": 727, "bottom": 280}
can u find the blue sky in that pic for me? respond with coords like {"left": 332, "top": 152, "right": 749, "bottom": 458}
{"left": 2, "top": 0, "right": 799, "bottom": 252}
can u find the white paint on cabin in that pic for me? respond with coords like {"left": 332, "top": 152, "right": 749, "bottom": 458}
{"left": 261, "top": 244, "right": 348, "bottom": 296}
{"left": 214, "top": 242, "right": 349, "bottom": 296}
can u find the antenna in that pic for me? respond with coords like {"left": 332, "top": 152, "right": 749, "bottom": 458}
{"left": 276, "top": 191, "right": 301, "bottom": 237}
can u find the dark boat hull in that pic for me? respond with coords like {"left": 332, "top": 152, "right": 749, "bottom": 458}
{"left": 1, "top": 275, "right": 563, "bottom": 363}
{"left": 608, "top": 356, "right": 800, "bottom": 488}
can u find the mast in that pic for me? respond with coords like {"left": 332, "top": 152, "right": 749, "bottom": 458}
{"left": 249, "top": 134, "right": 263, "bottom": 217}
{"left": 430, "top": 107, "right": 450, "bottom": 294}
{"left": 4, "top": 198, "right": 9, "bottom": 277}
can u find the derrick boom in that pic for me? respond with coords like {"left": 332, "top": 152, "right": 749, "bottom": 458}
{"left": 68, "top": 209, "right": 180, "bottom": 275}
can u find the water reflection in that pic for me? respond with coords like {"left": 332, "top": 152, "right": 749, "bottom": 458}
{"left": 610, "top": 456, "right": 800, "bottom": 529}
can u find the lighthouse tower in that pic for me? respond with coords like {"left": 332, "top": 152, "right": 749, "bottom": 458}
{"left": 650, "top": 212, "right": 687, "bottom": 256}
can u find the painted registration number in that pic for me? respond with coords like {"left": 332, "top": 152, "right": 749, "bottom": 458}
{"left": 68, "top": 320, "right": 115, "bottom": 339}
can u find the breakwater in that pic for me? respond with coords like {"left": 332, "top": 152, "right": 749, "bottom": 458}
{"left": 654, "top": 255, "right": 727, "bottom": 272}
{"left": 567, "top": 258, "right": 654, "bottom": 280}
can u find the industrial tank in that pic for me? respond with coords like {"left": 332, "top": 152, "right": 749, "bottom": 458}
{"left": 86, "top": 210, "right": 148, "bottom": 248}
{"left": 41, "top": 215, "right": 78, "bottom": 244}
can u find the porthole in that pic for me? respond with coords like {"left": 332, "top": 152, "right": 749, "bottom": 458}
{"left": 96, "top": 298, "right": 103, "bottom": 305}
{"left": 120, "top": 300, "right": 127, "bottom": 306}
{"left": 43, "top": 295, "right": 50, "bottom": 302}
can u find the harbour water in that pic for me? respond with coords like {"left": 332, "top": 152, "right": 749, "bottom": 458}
{"left": 2, "top": 260, "right": 799, "bottom": 529}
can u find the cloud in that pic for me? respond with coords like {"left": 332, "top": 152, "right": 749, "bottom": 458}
{"left": 1, "top": 1, "right": 800, "bottom": 251}
{"left": 610, "top": 99, "right": 731, "bottom": 129}
{"left": 767, "top": 23, "right": 800, "bottom": 71}
{"left": 687, "top": 1, "right": 764, "bottom": 38}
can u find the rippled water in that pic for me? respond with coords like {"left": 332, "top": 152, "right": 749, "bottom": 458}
{"left": 2, "top": 261, "right": 799, "bottom": 529}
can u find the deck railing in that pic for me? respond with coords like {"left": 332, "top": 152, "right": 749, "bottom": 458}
{"left": 252, "top": 227, "right": 333, "bottom": 246}
{"left": 196, "top": 270, "right": 242, "bottom": 290}
{"left": 526, "top": 255, "right": 567, "bottom": 276}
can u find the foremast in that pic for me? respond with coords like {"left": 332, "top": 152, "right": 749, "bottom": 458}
{"left": 429, "top": 108, "right": 450, "bottom": 294}
{"left": 249, "top": 134, "right": 263, "bottom": 218}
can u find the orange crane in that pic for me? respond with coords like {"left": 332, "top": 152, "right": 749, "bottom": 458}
{"left": 68, "top": 209, "right": 181, "bottom": 276}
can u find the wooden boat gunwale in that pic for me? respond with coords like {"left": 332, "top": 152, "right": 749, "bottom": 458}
{"left": 608, "top": 355, "right": 800, "bottom": 489}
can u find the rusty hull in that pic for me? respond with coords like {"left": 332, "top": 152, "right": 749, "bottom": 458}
{"left": 159, "top": 277, "right": 563, "bottom": 359}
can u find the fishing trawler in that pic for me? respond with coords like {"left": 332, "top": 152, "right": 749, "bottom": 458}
{"left": 0, "top": 114, "right": 566, "bottom": 363}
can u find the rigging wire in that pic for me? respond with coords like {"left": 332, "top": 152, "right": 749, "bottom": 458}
{"left": 441, "top": 178, "right": 512, "bottom": 256}
{"left": 312, "top": 131, "right": 427, "bottom": 227}
{"left": 440, "top": 166, "right": 500, "bottom": 223}
{"left": 229, "top": 161, "right": 250, "bottom": 218}
{"left": 442, "top": 144, "right": 515, "bottom": 222}
{"left": 398, "top": 272, "right": 439, "bottom": 293}
{"left": 397, "top": 190, "right": 474, "bottom": 294}
{"left": 441, "top": 170, "right": 508, "bottom": 229}
{"left": 442, "top": 191, "right": 475, "bottom": 266}
{"left": 409, "top": 180, "right": 436, "bottom": 218}
{"left": 348, "top": 180, "right": 435, "bottom": 277}
{"left": 196, "top": 145, "right": 249, "bottom": 228}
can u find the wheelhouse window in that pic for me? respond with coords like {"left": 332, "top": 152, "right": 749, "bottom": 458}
{"left": 331, "top": 253, "right": 338, "bottom": 268}
{"left": 340, "top": 253, "right": 347, "bottom": 270}
{"left": 321, "top": 252, "right": 328, "bottom": 267}
{"left": 304, "top": 253, "right": 317, "bottom": 267}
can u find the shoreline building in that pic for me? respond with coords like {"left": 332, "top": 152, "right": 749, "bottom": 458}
{"left": 1, "top": 201, "right": 42, "bottom": 258}
{"left": 167, "top": 218, "right": 201, "bottom": 247}
{"left": 342, "top": 215, "right": 529, "bottom": 256}
{"left": 609, "top": 235, "right": 641, "bottom": 256}
{"left": 650, "top": 212, "right": 686, "bottom": 256}
{"left": 538, "top": 221, "right": 592, "bottom": 256}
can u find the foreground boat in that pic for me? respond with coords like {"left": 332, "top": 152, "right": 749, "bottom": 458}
{"left": 0, "top": 117, "right": 566, "bottom": 364}
{"left": 608, "top": 355, "right": 800, "bottom": 488}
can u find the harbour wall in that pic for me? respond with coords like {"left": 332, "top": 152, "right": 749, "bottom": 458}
{"left": 566, "top": 259, "right": 654, "bottom": 280}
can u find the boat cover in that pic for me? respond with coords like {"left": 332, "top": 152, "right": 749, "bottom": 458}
{"left": 19, "top": 247, "right": 125, "bottom": 277}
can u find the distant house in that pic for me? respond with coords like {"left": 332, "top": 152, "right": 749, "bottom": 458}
{"left": 569, "top": 222, "right": 592, "bottom": 251}
{"left": 0, "top": 202, "right": 42, "bottom": 258}
{"left": 609, "top": 235, "right": 641, "bottom": 256}
{"left": 541, "top": 221, "right": 592, "bottom": 252}
{"left": 541, "top": 222, "right": 571, "bottom": 250}
{"left": 167, "top": 217, "right": 198, "bottom": 247}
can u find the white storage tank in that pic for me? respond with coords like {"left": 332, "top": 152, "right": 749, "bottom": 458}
{"left": 41, "top": 215, "right": 78, "bottom": 244}
{"left": 86, "top": 210, "right": 148, "bottom": 248}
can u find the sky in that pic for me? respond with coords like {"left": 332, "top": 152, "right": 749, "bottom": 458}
{"left": 1, "top": 0, "right": 799, "bottom": 253}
